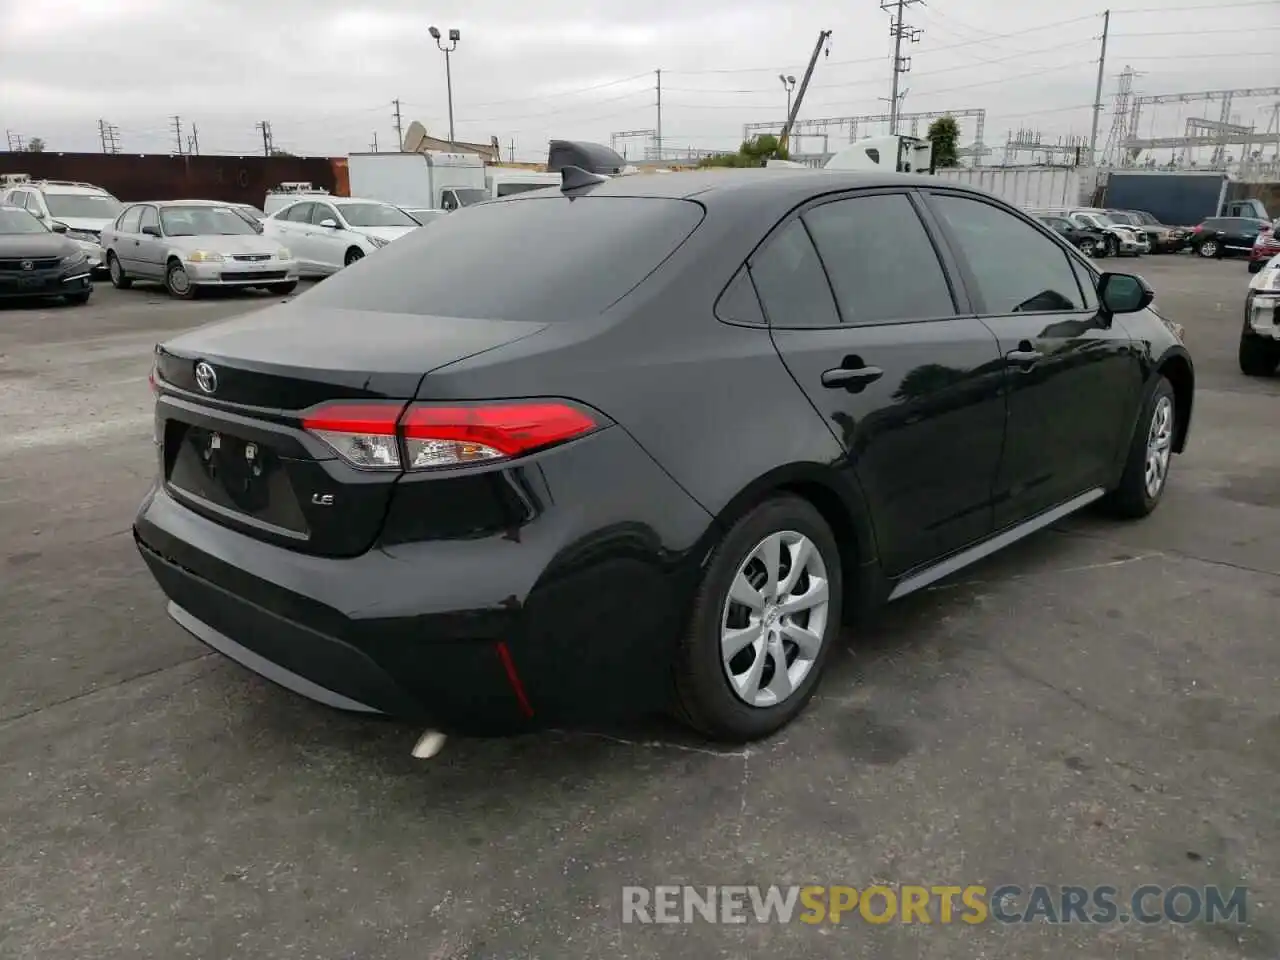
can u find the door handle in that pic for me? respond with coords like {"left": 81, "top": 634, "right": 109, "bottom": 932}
{"left": 1005, "top": 342, "right": 1043, "bottom": 370}
{"left": 821, "top": 365, "right": 884, "bottom": 390}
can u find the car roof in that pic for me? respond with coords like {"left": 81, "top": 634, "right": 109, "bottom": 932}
{"left": 34, "top": 183, "right": 112, "bottom": 196}
{"left": 499, "top": 169, "right": 947, "bottom": 207}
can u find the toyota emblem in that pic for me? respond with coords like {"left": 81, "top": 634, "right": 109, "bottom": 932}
{"left": 194, "top": 361, "right": 218, "bottom": 394}
{"left": 20, "top": 260, "right": 33, "bottom": 271}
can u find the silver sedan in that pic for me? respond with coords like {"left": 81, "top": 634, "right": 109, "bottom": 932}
{"left": 101, "top": 201, "right": 300, "bottom": 299}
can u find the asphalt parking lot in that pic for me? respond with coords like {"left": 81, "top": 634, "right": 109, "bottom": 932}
{"left": 2, "top": 257, "right": 1278, "bottom": 960}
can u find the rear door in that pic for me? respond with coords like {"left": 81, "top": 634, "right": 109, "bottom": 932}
{"left": 110, "top": 205, "right": 144, "bottom": 272}
{"left": 135, "top": 205, "right": 166, "bottom": 278}
{"left": 759, "top": 189, "right": 1006, "bottom": 576}
{"left": 923, "top": 190, "right": 1138, "bottom": 527}
{"left": 272, "top": 202, "right": 315, "bottom": 268}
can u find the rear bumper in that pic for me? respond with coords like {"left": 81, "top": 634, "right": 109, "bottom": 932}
{"left": 133, "top": 427, "right": 714, "bottom": 733}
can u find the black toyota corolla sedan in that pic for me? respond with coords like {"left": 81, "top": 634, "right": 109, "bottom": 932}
{"left": 0, "top": 204, "right": 93, "bottom": 305}
{"left": 135, "top": 168, "right": 1194, "bottom": 743}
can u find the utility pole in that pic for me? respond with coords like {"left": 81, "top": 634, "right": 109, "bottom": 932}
{"left": 509, "top": 138, "right": 515, "bottom": 162}
{"left": 392, "top": 99, "right": 404, "bottom": 151}
{"left": 655, "top": 69, "right": 663, "bottom": 161}
{"left": 1089, "top": 9, "right": 1111, "bottom": 165}
{"left": 882, "top": 0, "right": 923, "bottom": 135}
{"left": 171, "top": 115, "right": 184, "bottom": 155}
{"left": 255, "top": 120, "right": 273, "bottom": 157}
{"left": 188, "top": 124, "right": 200, "bottom": 155}
{"left": 99, "top": 119, "right": 108, "bottom": 154}
{"left": 370, "top": 132, "right": 380, "bottom": 152}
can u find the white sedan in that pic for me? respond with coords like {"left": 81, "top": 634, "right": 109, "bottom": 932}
{"left": 261, "top": 197, "right": 420, "bottom": 276}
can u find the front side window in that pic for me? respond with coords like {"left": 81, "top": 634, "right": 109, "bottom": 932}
{"left": 803, "top": 193, "right": 955, "bottom": 324}
{"left": 138, "top": 206, "right": 160, "bottom": 233}
{"left": 929, "top": 194, "right": 1086, "bottom": 314}
{"left": 310, "top": 204, "right": 340, "bottom": 226}
{"left": 748, "top": 219, "right": 841, "bottom": 328}
{"left": 0, "top": 207, "right": 49, "bottom": 234}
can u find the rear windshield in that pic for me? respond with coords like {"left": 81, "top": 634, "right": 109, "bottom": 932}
{"left": 299, "top": 196, "right": 704, "bottom": 321}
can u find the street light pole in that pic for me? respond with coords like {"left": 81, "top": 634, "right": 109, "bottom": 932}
{"left": 779, "top": 75, "right": 797, "bottom": 123}
{"left": 428, "top": 26, "right": 461, "bottom": 145}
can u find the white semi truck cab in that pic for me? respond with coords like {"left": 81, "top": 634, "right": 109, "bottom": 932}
{"left": 825, "top": 134, "right": 935, "bottom": 174}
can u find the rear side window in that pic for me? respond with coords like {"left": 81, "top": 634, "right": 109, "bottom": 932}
{"left": 929, "top": 194, "right": 1085, "bottom": 314}
{"left": 803, "top": 194, "right": 955, "bottom": 324}
{"left": 748, "top": 220, "right": 840, "bottom": 328}
{"left": 716, "top": 267, "right": 765, "bottom": 326}
{"left": 301, "top": 196, "right": 704, "bottom": 321}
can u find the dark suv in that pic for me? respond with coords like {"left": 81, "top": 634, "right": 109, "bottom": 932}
{"left": 1188, "top": 217, "right": 1270, "bottom": 259}
{"left": 134, "top": 170, "right": 1194, "bottom": 746}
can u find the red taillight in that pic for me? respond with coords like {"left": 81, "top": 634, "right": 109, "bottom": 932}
{"left": 301, "top": 399, "right": 602, "bottom": 471}
{"left": 1190, "top": 225, "right": 1203, "bottom": 233}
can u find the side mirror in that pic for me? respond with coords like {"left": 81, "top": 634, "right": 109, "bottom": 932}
{"left": 319, "top": 219, "right": 338, "bottom": 229}
{"left": 141, "top": 225, "right": 161, "bottom": 237}
{"left": 50, "top": 221, "right": 68, "bottom": 234}
{"left": 1097, "top": 272, "right": 1153, "bottom": 315}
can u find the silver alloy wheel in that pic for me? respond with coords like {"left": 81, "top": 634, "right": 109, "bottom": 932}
{"left": 1199, "top": 240, "right": 1218, "bottom": 258}
{"left": 720, "top": 530, "right": 830, "bottom": 708}
{"left": 1144, "top": 395, "right": 1174, "bottom": 499}
{"left": 168, "top": 263, "right": 190, "bottom": 295}
{"left": 108, "top": 256, "right": 122, "bottom": 283}
{"left": 1079, "top": 238, "right": 1096, "bottom": 257}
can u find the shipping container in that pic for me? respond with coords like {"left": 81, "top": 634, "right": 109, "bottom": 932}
{"left": 0, "top": 153, "right": 341, "bottom": 206}
{"left": 932, "top": 166, "right": 1084, "bottom": 210}
{"left": 1102, "top": 171, "right": 1228, "bottom": 227}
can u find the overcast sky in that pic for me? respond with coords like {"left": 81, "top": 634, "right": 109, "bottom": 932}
{"left": 3, "top": 0, "right": 1276, "bottom": 162}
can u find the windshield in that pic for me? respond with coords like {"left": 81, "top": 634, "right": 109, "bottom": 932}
{"left": 453, "top": 188, "right": 490, "bottom": 207}
{"left": 336, "top": 202, "right": 419, "bottom": 228}
{"left": 1087, "top": 213, "right": 1118, "bottom": 227}
{"left": 1134, "top": 211, "right": 1160, "bottom": 225}
{"left": 0, "top": 207, "right": 49, "bottom": 234}
{"left": 45, "top": 194, "right": 123, "bottom": 220}
{"left": 160, "top": 205, "right": 259, "bottom": 236}
{"left": 1108, "top": 212, "right": 1139, "bottom": 225}
{"left": 300, "top": 195, "right": 704, "bottom": 322}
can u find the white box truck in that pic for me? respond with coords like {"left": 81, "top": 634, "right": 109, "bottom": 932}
{"left": 346, "top": 152, "right": 489, "bottom": 212}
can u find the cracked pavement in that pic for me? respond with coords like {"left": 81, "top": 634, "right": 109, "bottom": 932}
{"left": 1, "top": 259, "right": 1278, "bottom": 959}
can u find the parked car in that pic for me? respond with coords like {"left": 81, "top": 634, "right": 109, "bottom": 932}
{"left": 1241, "top": 252, "right": 1280, "bottom": 375}
{"left": 1187, "top": 216, "right": 1270, "bottom": 259}
{"left": 135, "top": 170, "right": 1194, "bottom": 745}
{"left": 1105, "top": 209, "right": 1188, "bottom": 253}
{"left": 0, "top": 204, "right": 93, "bottom": 305}
{"left": 1037, "top": 215, "right": 1109, "bottom": 258}
{"left": 1247, "top": 222, "right": 1280, "bottom": 273}
{"left": 1036, "top": 208, "right": 1145, "bottom": 257}
{"left": 261, "top": 197, "right": 421, "bottom": 276}
{"left": 0, "top": 177, "right": 122, "bottom": 276}
{"left": 102, "top": 200, "right": 299, "bottom": 299}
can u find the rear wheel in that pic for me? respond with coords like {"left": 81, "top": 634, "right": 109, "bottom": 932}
{"left": 107, "top": 253, "right": 131, "bottom": 289}
{"left": 1077, "top": 238, "right": 1097, "bottom": 258}
{"left": 673, "top": 496, "right": 843, "bottom": 742}
{"left": 165, "top": 260, "right": 198, "bottom": 300}
{"left": 1102, "top": 376, "right": 1176, "bottom": 519}
{"left": 1248, "top": 259, "right": 1264, "bottom": 274}
{"left": 344, "top": 247, "right": 364, "bottom": 267}
{"left": 1239, "top": 334, "right": 1280, "bottom": 377}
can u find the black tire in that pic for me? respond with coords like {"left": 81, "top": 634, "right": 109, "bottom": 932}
{"left": 64, "top": 290, "right": 91, "bottom": 305}
{"left": 1104, "top": 235, "right": 1118, "bottom": 258}
{"left": 267, "top": 281, "right": 298, "bottom": 295}
{"left": 1247, "top": 260, "right": 1263, "bottom": 274}
{"left": 1239, "top": 334, "right": 1280, "bottom": 377}
{"left": 165, "top": 260, "right": 197, "bottom": 300}
{"left": 1076, "top": 238, "right": 1097, "bottom": 258}
{"left": 1197, "top": 239, "right": 1220, "bottom": 258}
{"left": 1102, "top": 376, "right": 1176, "bottom": 520}
{"left": 673, "top": 496, "right": 843, "bottom": 743}
{"left": 107, "top": 253, "right": 131, "bottom": 289}
{"left": 344, "top": 247, "right": 364, "bottom": 267}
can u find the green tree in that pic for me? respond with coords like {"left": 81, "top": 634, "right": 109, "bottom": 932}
{"left": 25, "top": 137, "right": 46, "bottom": 153}
{"left": 926, "top": 116, "right": 959, "bottom": 168}
{"left": 697, "top": 134, "right": 789, "bottom": 169}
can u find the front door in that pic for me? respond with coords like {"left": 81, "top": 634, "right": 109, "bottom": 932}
{"left": 307, "top": 202, "right": 349, "bottom": 272}
{"left": 757, "top": 190, "right": 1006, "bottom": 577}
{"left": 274, "top": 202, "right": 315, "bottom": 270}
{"left": 923, "top": 191, "right": 1139, "bottom": 528}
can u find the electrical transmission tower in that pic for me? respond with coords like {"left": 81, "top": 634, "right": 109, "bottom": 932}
{"left": 98, "top": 120, "right": 121, "bottom": 154}
{"left": 6, "top": 131, "right": 25, "bottom": 151}
{"left": 186, "top": 124, "right": 200, "bottom": 155}
{"left": 255, "top": 120, "right": 274, "bottom": 157}
{"left": 1004, "top": 128, "right": 1090, "bottom": 165}
{"left": 1102, "top": 66, "right": 1139, "bottom": 166}
{"left": 881, "top": 0, "right": 923, "bottom": 134}
{"left": 170, "top": 115, "right": 185, "bottom": 155}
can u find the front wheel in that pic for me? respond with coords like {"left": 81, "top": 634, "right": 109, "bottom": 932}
{"left": 1077, "top": 238, "right": 1097, "bottom": 258}
{"left": 1247, "top": 260, "right": 1264, "bottom": 274}
{"left": 64, "top": 290, "right": 91, "bottom": 306}
{"left": 1102, "top": 376, "right": 1176, "bottom": 519}
{"left": 1197, "top": 239, "right": 1220, "bottom": 258}
{"left": 1103, "top": 235, "right": 1118, "bottom": 258}
{"left": 344, "top": 247, "right": 364, "bottom": 267}
{"left": 267, "top": 281, "right": 298, "bottom": 295}
{"left": 1239, "top": 334, "right": 1280, "bottom": 377}
{"left": 165, "top": 260, "right": 197, "bottom": 300}
{"left": 673, "top": 496, "right": 843, "bottom": 743}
